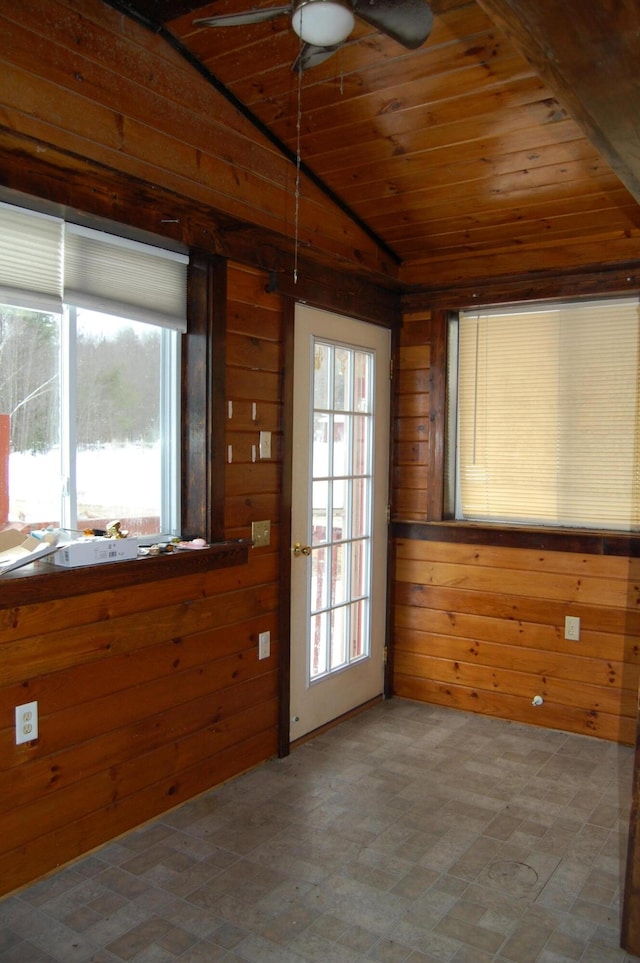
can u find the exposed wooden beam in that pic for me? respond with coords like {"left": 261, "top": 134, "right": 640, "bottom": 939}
{"left": 474, "top": 0, "right": 640, "bottom": 204}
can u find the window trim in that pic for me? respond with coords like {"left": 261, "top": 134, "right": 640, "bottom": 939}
{"left": 0, "top": 190, "right": 230, "bottom": 571}
{"left": 425, "top": 306, "right": 640, "bottom": 552}
{"left": 392, "top": 519, "right": 640, "bottom": 557}
{"left": 0, "top": 538, "right": 251, "bottom": 608}
{"left": 0, "top": 250, "right": 239, "bottom": 596}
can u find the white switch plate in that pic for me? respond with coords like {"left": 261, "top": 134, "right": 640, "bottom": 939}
{"left": 15, "top": 701, "right": 38, "bottom": 745}
{"left": 258, "top": 631, "right": 270, "bottom": 660}
{"left": 259, "top": 431, "right": 271, "bottom": 459}
{"left": 565, "top": 615, "right": 581, "bottom": 641}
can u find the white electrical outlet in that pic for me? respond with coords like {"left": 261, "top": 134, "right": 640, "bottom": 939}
{"left": 258, "top": 631, "right": 270, "bottom": 660}
{"left": 15, "top": 701, "right": 38, "bottom": 745}
{"left": 565, "top": 616, "right": 581, "bottom": 641}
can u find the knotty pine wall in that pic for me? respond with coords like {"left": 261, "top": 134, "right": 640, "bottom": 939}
{"left": 0, "top": 0, "right": 392, "bottom": 900}
{"left": 0, "top": 556, "right": 279, "bottom": 897}
{"left": 391, "top": 308, "right": 640, "bottom": 746}
{"left": 226, "top": 264, "right": 283, "bottom": 539}
{"left": 0, "top": 260, "right": 283, "bottom": 900}
{"left": 0, "top": 0, "right": 391, "bottom": 281}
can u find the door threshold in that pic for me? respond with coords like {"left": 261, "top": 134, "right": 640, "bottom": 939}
{"left": 289, "top": 694, "right": 383, "bottom": 751}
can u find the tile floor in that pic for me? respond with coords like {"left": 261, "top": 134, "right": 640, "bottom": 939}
{"left": 1, "top": 698, "right": 639, "bottom": 963}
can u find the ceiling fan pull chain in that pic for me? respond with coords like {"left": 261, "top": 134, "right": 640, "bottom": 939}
{"left": 294, "top": 33, "right": 303, "bottom": 285}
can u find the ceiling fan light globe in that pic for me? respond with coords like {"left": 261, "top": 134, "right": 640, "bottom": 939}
{"left": 291, "top": 0, "right": 355, "bottom": 47}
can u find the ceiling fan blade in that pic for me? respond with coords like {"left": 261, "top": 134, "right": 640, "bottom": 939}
{"left": 353, "top": 0, "right": 433, "bottom": 49}
{"left": 194, "top": 5, "right": 292, "bottom": 28}
{"left": 291, "top": 42, "right": 342, "bottom": 72}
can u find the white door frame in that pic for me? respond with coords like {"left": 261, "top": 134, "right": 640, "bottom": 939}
{"left": 279, "top": 302, "right": 392, "bottom": 750}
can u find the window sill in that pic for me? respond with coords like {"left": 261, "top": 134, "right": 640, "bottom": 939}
{"left": 391, "top": 520, "right": 640, "bottom": 557}
{"left": 0, "top": 539, "right": 252, "bottom": 609}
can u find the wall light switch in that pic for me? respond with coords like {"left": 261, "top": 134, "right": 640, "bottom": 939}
{"left": 259, "top": 431, "right": 271, "bottom": 459}
{"left": 258, "top": 631, "right": 270, "bottom": 660}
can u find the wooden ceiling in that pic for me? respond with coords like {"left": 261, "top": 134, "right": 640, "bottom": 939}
{"left": 105, "top": 0, "right": 640, "bottom": 289}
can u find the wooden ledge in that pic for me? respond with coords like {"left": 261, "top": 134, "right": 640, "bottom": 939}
{"left": 0, "top": 539, "right": 251, "bottom": 609}
{"left": 392, "top": 521, "right": 640, "bottom": 557}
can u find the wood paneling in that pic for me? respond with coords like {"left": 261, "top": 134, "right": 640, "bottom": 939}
{"left": 0, "top": 258, "right": 285, "bottom": 901}
{"left": 225, "top": 262, "right": 284, "bottom": 542}
{"left": 0, "top": 0, "right": 393, "bottom": 281}
{"left": 159, "top": 0, "right": 640, "bottom": 289}
{"left": 391, "top": 298, "right": 640, "bottom": 747}
{"left": 393, "top": 537, "right": 640, "bottom": 744}
{"left": 2, "top": 0, "right": 640, "bottom": 910}
{"left": 475, "top": 0, "right": 640, "bottom": 203}
{"left": 0, "top": 555, "right": 279, "bottom": 898}
{"left": 392, "top": 311, "right": 430, "bottom": 521}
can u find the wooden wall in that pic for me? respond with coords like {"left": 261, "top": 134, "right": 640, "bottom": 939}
{"left": 0, "top": 0, "right": 393, "bottom": 282}
{"left": 391, "top": 309, "right": 640, "bottom": 746}
{"left": 1, "top": 0, "right": 639, "bottom": 905}
{"left": 226, "top": 264, "right": 283, "bottom": 543}
{"left": 393, "top": 308, "right": 431, "bottom": 521}
{"left": 0, "top": 259, "right": 284, "bottom": 900}
{"left": 0, "top": 0, "right": 396, "bottom": 900}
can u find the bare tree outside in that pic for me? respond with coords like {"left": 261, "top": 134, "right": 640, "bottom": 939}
{"left": 1, "top": 304, "right": 164, "bottom": 530}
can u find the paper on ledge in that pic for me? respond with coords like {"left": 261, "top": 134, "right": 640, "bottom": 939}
{"left": 0, "top": 531, "right": 60, "bottom": 576}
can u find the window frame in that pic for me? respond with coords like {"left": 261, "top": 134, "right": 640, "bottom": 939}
{"left": 447, "top": 298, "right": 640, "bottom": 532}
{"left": 424, "top": 305, "right": 640, "bottom": 552}
{"left": 0, "top": 203, "right": 187, "bottom": 539}
{"left": 0, "top": 192, "right": 231, "bottom": 574}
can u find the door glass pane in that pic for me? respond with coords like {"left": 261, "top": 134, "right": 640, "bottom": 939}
{"left": 352, "top": 476, "right": 370, "bottom": 538}
{"left": 354, "top": 351, "right": 372, "bottom": 412}
{"left": 309, "top": 339, "right": 374, "bottom": 683}
{"left": 312, "top": 412, "right": 329, "bottom": 476}
{"left": 350, "top": 599, "right": 368, "bottom": 659}
{"left": 333, "top": 413, "right": 348, "bottom": 474}
{"left": 312, "top": 479, "right": 328, "bottom": 544}
{"left": 330, "top": 605, "right": 347, "bottom": 669}
{"left": 332, "top": 479, "right": 346, "bottom": 541}
{"left": 351, "top": 538, "right": 369, "bottom": 599}
{"left": 311, "top": 545, "right": 329, "bottom": 611}
{"left": 353, "top": 415, "right": 369, "bottom": 475}
{"left": 334, "top": 347, "right": 350, "bottom": 411}
{"left": 331, "top": 542, "right": 347, "bottom": 607}
{"left": 310, "top": 611, "right": 328, "bottom": 679}
{"left": 314, "top": 342, "right": 330, "bottom": 409}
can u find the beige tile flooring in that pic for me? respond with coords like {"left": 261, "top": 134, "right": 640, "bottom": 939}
{"left": 1, "top": 698, "right": 639, "bottom": 963}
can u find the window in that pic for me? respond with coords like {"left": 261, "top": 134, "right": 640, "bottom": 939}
{"left": 0, "top": 202, "right": 187, "bottom": 538}
{"left": 447, "top": 297, "right": 640, "bottom": 531}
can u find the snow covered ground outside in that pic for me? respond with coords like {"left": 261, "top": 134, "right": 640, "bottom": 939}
{"left": 8, "top": 443, "right": 161, "bottom": 529}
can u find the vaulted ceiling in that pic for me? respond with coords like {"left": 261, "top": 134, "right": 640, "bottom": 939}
{"left": 104, "top": 0, "right": 640, "bottom": 289}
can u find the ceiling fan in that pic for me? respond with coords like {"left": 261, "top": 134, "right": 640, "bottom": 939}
{"left": 194, "top": 0, "right": 434, "bottom": 71}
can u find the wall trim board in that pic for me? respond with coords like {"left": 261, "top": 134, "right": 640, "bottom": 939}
{"left": 0, "top": 127, "right": 401, "bottom": 304}
{"left": 403, "top": 262, "right": 640, "bottom": 312}
{"left": 392, "top": 521, "right": 640, "bottom": 558}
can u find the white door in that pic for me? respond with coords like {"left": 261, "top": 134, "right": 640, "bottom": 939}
{"left": 290, "top": 304, "right": 390, "bottom": 741}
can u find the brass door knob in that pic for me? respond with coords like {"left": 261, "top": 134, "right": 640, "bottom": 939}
{"left": 293, "top": 542, "right": 312, "bottom": 557}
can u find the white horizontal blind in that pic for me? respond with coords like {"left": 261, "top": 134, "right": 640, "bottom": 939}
{"left": 64, "top": 224, "right": 188, "bottom": 331}
{"left": 457, "top": 298, "right": 640, "bottom": 530}
{"left": 0, "top": 203, "right": 63, "bottom": 313}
